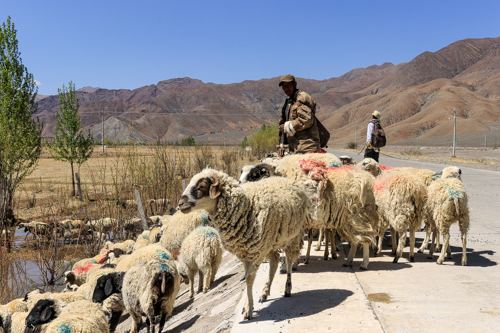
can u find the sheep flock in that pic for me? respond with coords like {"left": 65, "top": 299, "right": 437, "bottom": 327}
{"left": 0, "top": 151, "right": 471, "bottom": 331}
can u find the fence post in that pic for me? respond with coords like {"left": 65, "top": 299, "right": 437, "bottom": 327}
{"left": 134, "top": 190, "right": 149, "bottom": 231}
{"left": 75, "top": 172, "right": 82, "bottom": 200}
{"left": 182, "top": 180, "right": 186, "bottom": 191}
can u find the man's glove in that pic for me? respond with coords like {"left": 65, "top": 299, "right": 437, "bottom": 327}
{"left": 284, "top": 121, "right": 296, "bottom": 136}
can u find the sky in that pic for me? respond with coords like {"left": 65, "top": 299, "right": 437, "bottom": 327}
{"left": 2, "top": 0, "right": 500, "bottom": 96}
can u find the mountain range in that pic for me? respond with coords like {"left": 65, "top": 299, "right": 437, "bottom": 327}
{"left": 35, "top": 36, "right": 500, "bottom": 145}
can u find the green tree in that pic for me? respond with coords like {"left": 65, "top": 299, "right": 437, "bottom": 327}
{"left": 248, "top": 123, "right": 279, "bottom": 156}
{"left": 180, "top": 136, "right": 195, "bottom": 146}
{"left": 241, "top": 136, "right": 249, "bottom": 149}
{"left": 49, "top": 81, "right": 93, "bottom": 196}
{"left": 0, "top": 17, "right": 43, "bottom": 229}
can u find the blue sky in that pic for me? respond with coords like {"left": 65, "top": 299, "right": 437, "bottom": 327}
{"left": 2, "top": 0, "right": 499, "bottom": 95}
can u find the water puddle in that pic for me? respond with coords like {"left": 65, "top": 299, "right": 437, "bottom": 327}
{"left": 367, "top": 292, "right": 392, "bottom": 303}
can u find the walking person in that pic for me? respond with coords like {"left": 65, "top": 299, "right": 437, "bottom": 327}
{"left": 365, "top": 110, "right": 382, "bottom": 162}
{"left": 278, "top": 74, "right": 322, "bottom": 154}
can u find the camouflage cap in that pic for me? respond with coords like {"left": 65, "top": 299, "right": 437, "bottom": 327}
{"left": 279, "top": 74, "right": 296, "bottom": 87}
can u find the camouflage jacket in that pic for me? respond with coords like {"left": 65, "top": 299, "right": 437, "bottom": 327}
{"left": 279, "top": 89, "right": 321, "bottom": 153}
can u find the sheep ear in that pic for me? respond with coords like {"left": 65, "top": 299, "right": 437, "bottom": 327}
{"left": 65, "top": 272, "right": 75, "bottom": 284}
{"left": 104, "top": 279, "right": 114, "bottom": 296}
{"left": 40, "top": 306, "right": 54, "bottom": 322}
{"left": 209, "top": 175, "right": 221, "bottom": 199}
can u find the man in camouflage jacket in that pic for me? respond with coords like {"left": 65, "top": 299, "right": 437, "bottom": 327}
{"left": 278, "top": 74, "right": 321, "bottom": 154}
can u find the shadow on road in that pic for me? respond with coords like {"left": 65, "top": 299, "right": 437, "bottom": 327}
{"left": 168, "top": 314, "right": 201, "bottom": 333}
{"left": 238, "top": 288, "right": 354, "bottom": 323}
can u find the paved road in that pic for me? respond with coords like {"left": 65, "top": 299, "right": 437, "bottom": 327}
{"left": 231, "top": 150, "right": 500, "bottom": 333}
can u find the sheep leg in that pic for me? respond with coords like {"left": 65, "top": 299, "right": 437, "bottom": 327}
{"left": 158, "top": 311, "right": 168, "bottom": 333}
{"left": 129, "top": 312, "right": 143, "bottom": 333}
{"left": 304, "top": 229, "right": 313, "bottom": 264}
{"left": 343, "top": 242, "right": 356, "bottom": 267}
{"left": 461, "top": 230, "right": 468, "bottom": 266}
{"left": 187, "top": 269, "right": 196, "bottom": 298}
{"left": 446, "top": 242, "right": 452, "bottom": 260}
{"left": 242, "top": 262, "right": 257, "bottom": 320}
{"left": 409, "top": 226, "right": 417, "bottom": 262}
{"left": 360, "top": 243, "right": 370, "bottom": 270}
{"left": 315, "top": 228, "right": 324, "bottom": 251}
{"left": 203, "top": 266, "right": 211, "bottom": 293}
{"left": 330, "top": 229, "right": 337, "bottom": 259}
{"left": 427, "top": 230, "right": 436, "bottom": 260}
{"left": 437, "top": 229, "right": 450, "bottom": 265}
{"left": 259, "top": 251, "right": 279, "bottom": 303}
{"left": 418, "top": 224, "right": 432, "bottom": 253}
{"left": 375, "top": 233, "right": 383, "bottom": 256}
{"left": 198, "top": 271, "right": 204, "bottom": 292}
{"left": 390, "top": 227, "right": 397, "bottom": 255}
{"left": 435, "top": 229, "right": 441, "bottom": 252}
{"left": 323, "top": 229, "right": 330, "bottom": 260}
{"left": 393, "top": 229, "right": 406, "bottom": 263}
{"left": 284, "top": 252, "right": 294, "bottom": 297}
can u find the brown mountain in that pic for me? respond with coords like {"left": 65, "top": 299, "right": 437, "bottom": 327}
{"left": 36, "top": 36, "right": 500, "bottom": 144}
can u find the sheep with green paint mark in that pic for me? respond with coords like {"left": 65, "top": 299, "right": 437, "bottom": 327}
{"left": 178, "top": 226, "right": 223, "bottom": 297}
{"left": 132, "top": 230, "right": 151, "bottom": 252}
{"left": 122, "top": 258, "right": 181, "bottom": 333}
{"left": 43, "top": 300, "right": 109, "bottom": 333}
{"left": 159, "top": 210, "right": 211, "bottom": 254}
{"left": 426, "top": 175, "right": 469, "bottom": 265}
{"left": 115, "top": 244, "right": 172, "bottom": 272}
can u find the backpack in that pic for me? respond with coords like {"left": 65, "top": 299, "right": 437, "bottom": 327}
{"left": 371, "top": 120, "right": 386, "bottom": 148}
{"left": 315, "top": 117, "right": 330, "bottom": 148}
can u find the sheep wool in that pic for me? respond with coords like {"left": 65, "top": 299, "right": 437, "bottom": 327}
{"left": 0, "top": 310, "right": 28, "bottom": 333}
{"left": 179, "top": 226, "right": 223, "bottom": 297}
{"left": 159, "top": 210, "right": 210, "bottom": 254}
{"left": 426, "top": 177, "right": 469, "bottom": 265}
{"left": 0, "top": 299, "right": 27, "bottom": 314}
{"left": 122, "top": 258, "right": 181, "bottom": 333}
{"left": 374, "top": 172, "right": 427, "bottom": 262}
{"left": 179, "top": 168, "right": 308, "bottom": 320}
{"left": 44, "top": 300, "right": 109, "bottom": 333}
{"left": 115, "top": 244, "right": 172, "bottom": 272}
{"left": 25, "top": 290, "right": 86, "bottom": 312}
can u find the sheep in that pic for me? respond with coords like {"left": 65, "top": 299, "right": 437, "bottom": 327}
{"left": 261, "top": 152, "right": 342, "bottom": 169}
{"left": 117, "top": 198, "right": 137, "bottom": 210}
{"left": 115, "top": 244, "right": 173, "bottom": 272}
{"left": 99, "top": 239, "right": 135, "bottom": 254}
{"left": 149, "top": 227, "right": 163, "bottom": 243}
{"left": 0, "top": 299, "right": 27, "bottom": 314}
{"left": 91, "top": 271, "right": 127, "bottom": 331}
{"left": 24, "top": 297, "right": 67, "bottom": 332}
{"left": 178, "top": 226, "right": 223, "bottom": 297}
{"left": 425, "top": 174, "right": 469, "bottom": 265}
{"left": 121, "top": 258, "right": 181, "bottom": 333}
{"left": 178, "top": 168, "right": 308, "bottom": 320}
{"left": 63, "top": 263, "right": 103, "bottom": 286}
{"left": 24, "top": 290, "right": 87, "bottom": 312}
{"left": 16, "top": 222, "right": 52, "bottom": 241}
{"left": 240, "top": 158, "right": 379, "bottom": 270}
{"left": 123, "top": 217, "right": 144, "bottom": 239}
{"left": 158, "top": 210, "right": 211, "bottom": 255}
{"left": 339, "top": 155, "right": 355, "bottom": 165}
{"left": 132, "top": 230, "right": 151, "bottom": 251}
{"left": 373, "top": 172, "right": 427, "bottom": 262}
{"left": 42, "top": 300, "right": 109, "bottom": 333}
{"left": 0, "top": 310, "right": 28, "bottom": 333}
{"left": 86, "top": 217, "right": 117, "bottom": 235}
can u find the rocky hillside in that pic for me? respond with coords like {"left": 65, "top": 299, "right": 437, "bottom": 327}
{"left": 36, "top": 36, "right": 500, "bottom": 144}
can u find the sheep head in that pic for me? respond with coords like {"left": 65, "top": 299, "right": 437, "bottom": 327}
{"left": 178, "top": 170, "right": 222, "bottom": 213}
{"left": 26, "top": 298, "right": 64, "bottom": 328}
{"left": 440, "top": 166, "right": 462, "bottom": 180}
{"left": 239, "top": 163, "right": 276, "bottom": 184}
{"left": 92, "top": 272, "right": 126, "bottom": 303}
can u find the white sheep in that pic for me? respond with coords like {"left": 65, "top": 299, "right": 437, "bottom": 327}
{"left": 24, "top": 290, "right": 86, "bottom": 313}
{"left": 132, "top": 230, "right": 151, "bottom": 251}
{"left": 159, "top": 210, "right": 211, "bottom": 256}
{"left": 99, "top": 239, "right": 136, "bottom": 254}
{"left": 426, "top": 174, "right": 469, "bottom": 265}
{"left": 17, "top": 222, "right": 52, "bottom": 241}
{"left": 373, "top": 172, "right": 427, "bottom": 262}
{"left": 178, "top": 226, "right": 223, "bottom": 297}
{"left": 122, "top": 258, "right": 181, "bottom": 333}
{"left": 0, "top": 310, "right": 29, "bottom": 333}
{"left": 43, "top": 300, "right": 109, "bottom": 333}
{"left": 179, "top": 168, "right": 308, "bottom": 320}
{"left": 115, "top": 243, "right": 173, "bottom": 272}
{"left": 24, "top": 297, "right": 67, "bottom": 332}
{"left": 0, "top": 299, "right": 27, "bottom": 314}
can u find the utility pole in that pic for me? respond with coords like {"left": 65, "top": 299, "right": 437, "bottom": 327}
{"left": 101, "top": 108, "right": 105, "bottom": 154}
{"left": 449, "top": 107, "right": 459, "bottom": 156}
{"left": 355, "top": 125, "right": 357, "bottom": 149}
{"left": 485, "top": 133, "right": 487, "bottom": 149}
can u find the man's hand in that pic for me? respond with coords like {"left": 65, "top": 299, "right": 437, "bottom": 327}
{"left": 367, "top": 141, "right": 372, "bottom": 148}
{"left": 279, "top": 124, "right": 285, "bottom": 133}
